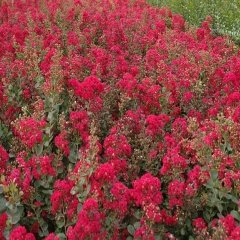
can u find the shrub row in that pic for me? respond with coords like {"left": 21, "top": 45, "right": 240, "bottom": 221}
{"left": 0, "top": 0, "right": 240, "bottom": 239}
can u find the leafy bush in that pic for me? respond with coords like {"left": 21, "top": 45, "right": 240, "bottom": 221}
{"left": 148, "top": 0, "right": 240, "bottom": 43}
{"left": 0, "top": 0, "right": 240, "bottom": 239}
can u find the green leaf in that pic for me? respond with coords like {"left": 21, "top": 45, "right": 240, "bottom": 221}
{"left": 0, "top": 197, "right": 6, "bottom": 212}
{"left": 39, "top": 228, "right": 49, "bottom": 238}
{"left": 83, "top": 184, "right": 91, "bottom": 197}
{"left": 35, "top": 143, "right": 43, "bottom": 156}
{"left": 70, "top": 187, "right": 77, "bottom": 195}
{"left": 133, "top": 210, "right": 142, "bottom": 220}
{"left": 45, "top": 127, "right": 52, "bottom": 135}
{"left": 56, "top": 214, "right": 65, "bottom": 228}
{"left": 225, "top": 194, "right": 238, "bottom": 203}
{"left": 77, "top": 203, "right": 82, "bottom": 213}
{"left": 57, "top": 233, "right": 66, "bottom": 240}
{"left": 203, "top": 211, "right": 211, "bottom": 222}
{"left": 8, "top": 206, "right": 24, "bottom": 224}
{"left": 126, "top": 237, "right": 133, "bottom": 240}
{"left": 231, "top": 210, "right": 240, "bottom": 221}
{"left": 210, "top": 169, "right": 218, "bottom": 181}
{"left": 11, "top": 212, "right": 22, "bottom": 224}
{"left": 154, "top": 234, "right": 163, "bottom": 240}
{"left": 41, "top": 189, "right": 53, "bottom": 195}
{"left": 68, "top": 143, "right": 79, "bottom": 163}
{"left": 43, "top": 134, "right": 53, "bottom": 147}
{"left": 216, "top": 203, "right": 223, "bottom": 213}
{"left": 133, "top": 221, "right": 140, "bottom": 229}
{"left": 127, "top": 225, "right": 135, "bottom": 236}
{"left": 227, "top": 143, "right": 232, "bottom": 152}
{"left": 186, "top": 218, "right": 192, "bottom": 230}
{"left": 3, "top": 229, "right": 10, "bottom": 240}
{"left": 181, "top": 228, "right": 186, "bottom": 235}
{"left": 6, "top": 202, "right": 16, "bottom": 211}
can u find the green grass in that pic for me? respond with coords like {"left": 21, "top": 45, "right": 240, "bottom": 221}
{"left": 148, "top": 0, "right": 240, "bottom": 43}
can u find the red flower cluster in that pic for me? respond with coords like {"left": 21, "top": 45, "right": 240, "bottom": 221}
{"left": 13, "top": 118, "right": 46, "bottom": 148}
{"left": 0, "top": 145, "right": 8, "bottom": 173}
{"left": 70, "top": 111, "right": 89, "bottom": 144}
{"left": 50, "top": 180, "right": 78, "bottom": 220}
{"left": 31, "top": 155, "right": 56, "bottom": 179}
{"left": 9, "top": 226, "right": 35, "bottom": 240}
{"left": 131, "top": 173, "right": 163, "bottom": 207}
{"left": 69, "top": 76, "right": 105, "bottom": 101}
{"left": 67, "top": 198, "right": 105, "bottom": 240}
{"left": 69, "top": 76, "right": 105, "bottom": 111}
{"left": 54, "top": 131, "right": 70, "bottom": 156}
{"left": 0, "top": 213, "right": 7, "bottom": 240}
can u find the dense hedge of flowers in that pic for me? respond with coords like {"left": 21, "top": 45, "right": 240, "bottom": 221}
{"left": 0, "top": 0, "right": 240, "bottom": 239}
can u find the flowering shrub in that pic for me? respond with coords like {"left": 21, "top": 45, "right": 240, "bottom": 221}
{"left": 0, "top": 0, "right": 240, "bottom": 239}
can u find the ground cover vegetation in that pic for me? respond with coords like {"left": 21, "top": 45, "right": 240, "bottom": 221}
{"left": 0, "top": 0, "right": 240, "bottom": 239}
{"left": 148, "top": 0, "right": 240, "bottom": 43}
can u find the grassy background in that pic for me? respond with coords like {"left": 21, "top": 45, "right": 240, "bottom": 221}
{"left": 148, "top": 0, "right": 240, "bottom": 43}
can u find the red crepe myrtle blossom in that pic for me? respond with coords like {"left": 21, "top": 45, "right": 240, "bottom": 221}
{"left": 109, "top": 182, "right": 130, "bottom": 216}
{"left": 168, "top": 179, "right": 186, "bottom": 208}
{"left": 146, "top": 114, "right": 170, "bottom": 138}
{"left": 70, "top": 110, "right": 89, "bottom": 144}
{"left": 228, "top": 226, "right": 240, "bottom": 240}
{"left": 67, "top": 198, "right": 105, "bottom": 240}
{"left": 13, "top": 117, "right": 46, "bottom": 148}
{"left": 219, "top": 214, "right": 236, "bottom": 235}
{"left": 94, "top": 163, "right": 116, "bottom": 184}
{"left": 192, "top": 218, "right": 207, "bottom": 232}
{"left": 172, "top": 14, "right": 185, "bottom": 31}
{"left": 50, "top": 180, "right": 78, "bottom": 220}
{"left": 104, "top": 134, "right": 132, "bottom": 159}
{"left": 54, "top": 131, "right": 70, "bottom": 156}
{"left": 131, "top": 173, "right": 163, "bottom": 206}
{"left": 68, "top": 76, "right": 105, "bottom": 111}
{"left": 9, "top": 226, "right": 35, "bottom": 240}
{"left": 0, "top": 213, "right": 7, "bottom": 240}
{"left": 31, "top": 155, "right": 56, "bottom": 179}
{"left": 68, "top": 76, "right": 105, "bottom": 100}
{"left": 0, "top": 145, "right": 8, "bottom": 173}
{"left": 44, "top": 233, "right": 59, "bottom": 240}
